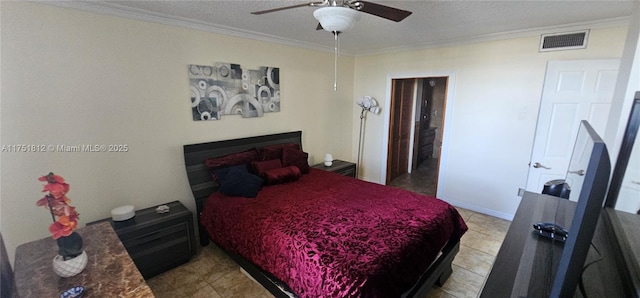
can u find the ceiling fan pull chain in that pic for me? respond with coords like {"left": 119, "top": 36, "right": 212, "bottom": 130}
{"left": 334, "top": 31, "right": 339, "bottom": 91}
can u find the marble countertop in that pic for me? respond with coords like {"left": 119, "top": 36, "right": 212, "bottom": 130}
{"left": 14, "top": 222, "right": 154, "bottom": 297}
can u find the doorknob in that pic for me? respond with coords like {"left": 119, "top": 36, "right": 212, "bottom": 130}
{"left": 532, "top": 162, "right": 551, "bottom": 169}
{"left": 568, "top": 169, "right": 585, "bottom": 176}
{"left": 632, "top": 181, "right": 640, "bottom": 185}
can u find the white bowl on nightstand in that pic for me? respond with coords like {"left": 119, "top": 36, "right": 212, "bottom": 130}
{"left": 111, "top": 205, "right": 135, "bottom": 221}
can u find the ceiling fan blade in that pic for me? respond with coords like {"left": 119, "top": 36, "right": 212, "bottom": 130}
{"left": 358, "top": 1, "right": 412, "bottom": 22}
{"left": 251, "top": 3, "right": 312, "bottom": 15}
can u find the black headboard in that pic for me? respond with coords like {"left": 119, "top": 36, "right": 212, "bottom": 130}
{"left": 183, "top": 131, "right": 302, "bottom": 245}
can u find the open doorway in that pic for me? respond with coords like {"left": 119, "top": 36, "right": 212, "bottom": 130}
{"left": 387, "top": 76, "right": 448, "bottom": 196}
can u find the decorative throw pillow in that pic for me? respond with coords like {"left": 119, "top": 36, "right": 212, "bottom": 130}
{"left": 205, "top": 149, "right": 258, "bottom": 182}
{"left": 205, "top": 148, "right": 258, "bottom": 169}
{"left": 257, "top": 145, "right": 282, "bottom": 161}
{"left": 217, "top": 167, "right": 264, "bottom": 198}
{"left": 257, "top": 143, "right": 300, "bottom": 161}
{"left": 264, "top": 166, "right": 301, "bottom": 185}
{"left": 251, "top": 159, "right": 282, "bottom": 178}
{"left": 213, "top": 164, "right": 249, "bottom": 184}
{"left": 282, "top": 147, "right": 310, "bottom": 174}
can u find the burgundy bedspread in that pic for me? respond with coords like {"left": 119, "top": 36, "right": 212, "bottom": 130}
{"left": 201, "top": 169, "right": 467, "bottom": 297}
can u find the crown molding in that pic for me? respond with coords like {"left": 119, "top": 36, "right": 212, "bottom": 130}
{"left": 354, "top": 16, "right": 630, "bottom": 56}
{"left": 38, "top": 1, "right": 629, "bottom": 57}
{"left": 37, "top": 1, "right": 336, "bottom": 54}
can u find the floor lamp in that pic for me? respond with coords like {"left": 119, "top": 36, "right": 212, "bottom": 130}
{"left": 356, "top": 96, "right": 381, "bottom": 178}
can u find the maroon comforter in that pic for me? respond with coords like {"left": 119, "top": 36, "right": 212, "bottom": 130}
{"left": 201, "top": 168, "right": 467, "bottom": 297}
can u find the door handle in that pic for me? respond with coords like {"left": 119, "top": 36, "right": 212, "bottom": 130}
{"left": 632, "top": 181, "right": 640, "bottom": 185}
{"left": 568, "top": 169, "right": 585, "bottom": 176}
{"left": 532, "top": 162, "right": 551, "bottom": 169}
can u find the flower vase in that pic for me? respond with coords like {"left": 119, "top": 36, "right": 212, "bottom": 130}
{"left": 52, "top": 250, "right": 87, "bottom": 277}
{"left": 52, "top": 232, "right": 86, "bottom": 277}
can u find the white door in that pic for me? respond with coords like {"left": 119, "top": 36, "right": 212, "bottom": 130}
{"left": 526, "top": 60, "right": 620, "bottom": 195}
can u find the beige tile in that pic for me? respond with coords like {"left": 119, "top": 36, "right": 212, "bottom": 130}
{"left": 150, "top": 287, "right": 179, "bottom": 298}
{"left": 465, "top": 212, "right": 511, "bottom": 240}
{"left": 439, "top": 265, "right": 485, "bottom": 298}
{"left": 455, "top": 208, "right": 474, "bottom": 222}
{"left": 152, "top": 284, "right": 219, "bottom": 298}
{"left": 210, "top": 269, "right": 271, "bottom": 298}
{"left": 147, "top": 260, "right": 209, "bottom": 293}
{"left": 200, "top": 260, "right": 239, "bottom": 284}
{"left": 146, "top": 272, "right": 173, "bottom": 295}
{"left": 192, "top": 248, "right": 239, "bottom": 284}
{"left": 256, "top": 289, "right": 277, "bottom": 298}
{"left": 191, "top": 285, "right": 222, "bottom": 298}
{"left": 452, "top": 244, "right": 495, "bottom": 277}
{"left": 460, "top": 230, "right": 504, "bottom": 256}
{"left": 425, "top": 286, "right": 459, "bottom": 298}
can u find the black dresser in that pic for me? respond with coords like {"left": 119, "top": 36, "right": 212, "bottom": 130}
{"left": 481, "top": 191, "right": 639, "bottom": 297}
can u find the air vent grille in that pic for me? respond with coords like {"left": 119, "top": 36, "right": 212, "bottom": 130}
{"left": 539, "top": 30, "right": 589, "bottom": 52}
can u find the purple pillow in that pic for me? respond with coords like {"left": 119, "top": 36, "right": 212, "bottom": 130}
{"left": 282, "top": 147, "right": 309, "bottom": 174}
{"left": 264, "top": 166, "right": 301, "bottom": 185}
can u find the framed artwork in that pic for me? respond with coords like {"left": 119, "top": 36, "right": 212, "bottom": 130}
{"left": 189, "top": 63, "right": 280, "bottom": 121}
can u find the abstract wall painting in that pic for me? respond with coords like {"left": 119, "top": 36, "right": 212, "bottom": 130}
{"left": 188, "top": 63, "right": 280, "bottom": 121}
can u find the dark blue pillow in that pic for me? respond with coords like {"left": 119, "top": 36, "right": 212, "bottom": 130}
{"left": 218, "top": 167, "right": 264, "bottom": 198}
{"left": 213, "top": 164, "right": 249, "bottom": 184}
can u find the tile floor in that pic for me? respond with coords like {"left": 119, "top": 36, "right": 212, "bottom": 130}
{"left": 147, "top": 159, "right": 511, "bottom": 297}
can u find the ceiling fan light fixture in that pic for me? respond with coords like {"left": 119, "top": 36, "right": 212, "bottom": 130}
{"left": 313, "top": 6, "right": 361, "bottom": 32}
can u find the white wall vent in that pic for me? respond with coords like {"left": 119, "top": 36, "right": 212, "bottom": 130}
{"left": 539, "top": 30, "right": 589, "bottom": 52}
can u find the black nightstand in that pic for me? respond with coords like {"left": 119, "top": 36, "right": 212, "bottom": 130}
{"left": 312, "top": 159, "right": 356, "bottom": 177}
{"left": 88, "top": 201, "right": 196, "bottom": 279}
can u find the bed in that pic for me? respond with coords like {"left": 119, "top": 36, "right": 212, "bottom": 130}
{"left": 183, "top": 131, "right": 467, "bottom": 297}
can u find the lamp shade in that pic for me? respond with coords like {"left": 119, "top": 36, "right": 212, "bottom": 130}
{"left": 357, "top": 96, "right": 379, "bottom": 111}
{"left": 313, "top": 7, "right": 361, "bottom": 32}
{"left": 324, "top": 153, "right": 333, "bottom": 167}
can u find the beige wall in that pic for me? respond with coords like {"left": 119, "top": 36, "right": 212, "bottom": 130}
{"left": 2, "top": 1, "right": 635, "bottom": 265}
{"left": 0, "top": 2, "right": 354, "bottom": 261}
{"left": 352, "top": 26, "right": 629, "bottom": 218}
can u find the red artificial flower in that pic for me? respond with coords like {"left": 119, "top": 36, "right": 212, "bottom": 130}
{"left": 37, "top": 173, "right": 80, "bottom": 239}
{"left": 48, "top": 215, "right": 78, "bottom": 239}
{"left": 50, "top": 201, "right": 77, "bottom": 217}
{"left": 39, "top": 172, "right": 69, "bottom": 199}
{"left": 38, "top": 173, "right": 65, "bottom": 184}
{"left": 35, "top": 195, "right": 51, "bottom": 207}
{"left": 42, "top": 182, "right": 70, "bottom": 199}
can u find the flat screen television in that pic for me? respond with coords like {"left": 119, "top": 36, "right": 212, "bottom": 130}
{"left": 551, "top": 120, "right": 611, "bottom": 297}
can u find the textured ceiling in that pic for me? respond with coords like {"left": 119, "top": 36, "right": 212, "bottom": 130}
{"left": 63, "top": 1, "right": 636, "bottom": 55}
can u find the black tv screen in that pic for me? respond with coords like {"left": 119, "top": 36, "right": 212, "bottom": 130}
{"left": 551, "top": 120, "right": 611, "bottom": 297}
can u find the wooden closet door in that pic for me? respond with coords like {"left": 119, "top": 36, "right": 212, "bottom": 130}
{"left": 387, "top": 78, "right": 415, "bottom": 183}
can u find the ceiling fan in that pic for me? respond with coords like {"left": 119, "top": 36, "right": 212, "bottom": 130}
{"left": 252, "top": 1, "right": 412, "bottom": 91}
{"left": 251, "top": 0, "right": 412, "bottom": 32}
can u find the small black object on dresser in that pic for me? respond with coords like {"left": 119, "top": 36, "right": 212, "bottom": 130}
{"left": 311, "top": 160, "right": 356, "bottom": 178}
{"left": 88, "top": 201, "right": 196, "bottom": 279}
